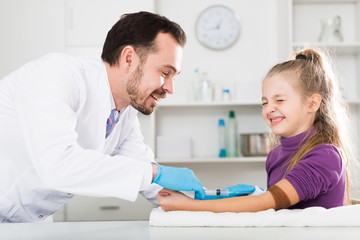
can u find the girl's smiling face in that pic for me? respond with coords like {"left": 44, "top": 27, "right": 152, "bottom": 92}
{"left": 261, "top": 71, "right": 315, "bottom": 138}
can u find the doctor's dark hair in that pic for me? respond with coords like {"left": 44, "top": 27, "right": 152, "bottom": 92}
{"left": 264, "top": 48, "right": 353, "bottom": 204}
{"left": 101, "top": 11, "right": 186, "bottom": 66}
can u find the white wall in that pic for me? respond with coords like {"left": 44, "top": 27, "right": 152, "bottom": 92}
{"left": 0, "top": 0, "right": 154, "bottom": 79}
{"left": 156, "top": 0, "right": 283, "bottom": 104}
{"left": 0, "top": 0, "right": 66, "bottom": 78}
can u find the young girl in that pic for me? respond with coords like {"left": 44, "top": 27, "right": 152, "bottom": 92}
{"left": 157, "top": 48, "right": 351, "bottom": 212}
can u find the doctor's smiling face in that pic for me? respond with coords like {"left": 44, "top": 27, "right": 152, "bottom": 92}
{"left": 126, "top": 33, "right": 183, "bottom": 115}
{"left": 102, "top": 12, "right": 186, "bottom": 114}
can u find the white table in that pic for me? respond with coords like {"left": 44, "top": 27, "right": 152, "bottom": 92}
{"left": 1, "top": 221, "right": 360, "bottom": 240}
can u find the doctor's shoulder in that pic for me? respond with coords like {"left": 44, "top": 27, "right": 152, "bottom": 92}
{"left": 39, "top": 53, "right": 85, "bottom": 72}
{"left": 10, "top": 53, "right": 86, "bottom": 101}
{"left": 35, "top": 53, "right": 87, "bottom": 86}
{"left": 9, "top": 53, "right": 85, "bottom": 80}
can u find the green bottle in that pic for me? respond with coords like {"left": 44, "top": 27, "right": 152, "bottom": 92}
{"left": 227, "top": 110, "right": 238, "bottom": 157}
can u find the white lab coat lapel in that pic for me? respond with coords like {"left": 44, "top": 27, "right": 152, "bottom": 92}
{"left": 75, "top": 60, "right": 111, "bottom": 152}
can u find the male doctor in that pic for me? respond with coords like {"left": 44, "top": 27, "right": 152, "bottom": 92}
{"left": 0, "top": 11, "right": 205, "bottom": 223}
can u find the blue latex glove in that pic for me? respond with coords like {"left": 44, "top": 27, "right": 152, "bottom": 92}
{"left": 152, "top": 163, "right": 206, "bottom": 200}
{"left": 204, "top": 184, "right": 256, "bottom": 200}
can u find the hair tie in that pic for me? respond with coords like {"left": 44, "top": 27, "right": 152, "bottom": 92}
{"left": 296, "top": 54, "right": 307, "bottom": 60}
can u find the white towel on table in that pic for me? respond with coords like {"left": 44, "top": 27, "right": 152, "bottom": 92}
{"left": 149, "top": 204, "right": 360, "bottom": 227}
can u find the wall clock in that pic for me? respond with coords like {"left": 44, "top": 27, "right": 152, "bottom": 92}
{"left": 195, "top": 5, "right": 240, "bottom": 50}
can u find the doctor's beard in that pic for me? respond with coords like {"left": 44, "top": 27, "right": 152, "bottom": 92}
{"left": 127, "top": 65, "right": 166, "bottom": 115}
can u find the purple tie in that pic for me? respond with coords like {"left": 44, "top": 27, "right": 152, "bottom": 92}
{"left": 105, "top": 109, "right": 118, "bottom": 138}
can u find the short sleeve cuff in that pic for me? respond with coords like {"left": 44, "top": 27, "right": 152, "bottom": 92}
{"left": 285, "top": 175, "right": 305, "bottom": 201}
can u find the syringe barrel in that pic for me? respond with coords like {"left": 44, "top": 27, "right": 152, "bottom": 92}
{"left": 205, "top": 189, "right": 230, "bottom": 196}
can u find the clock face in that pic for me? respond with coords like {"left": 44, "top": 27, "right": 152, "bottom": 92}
{"left": 196, "top": 5, "right": 240, "bottom": 50}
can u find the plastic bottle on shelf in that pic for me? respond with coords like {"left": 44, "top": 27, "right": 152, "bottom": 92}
{"left": 188, "top": 68, "right": 201, "bottom": 102}
{"left": 227, "top": 110, "right": 238, "bottom": 157}
{"left": 200, "top": 72, "right": 213, "bottom": 102}
{"left": 222, "top": 89, "right": 231, "bottom": 102}
{"left": 218, "top": 118, "right": 227, "bottom": 158}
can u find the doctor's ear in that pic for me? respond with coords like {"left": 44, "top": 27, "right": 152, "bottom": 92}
{"left": 120, "top": 46, "right": 139, "bottom": 72}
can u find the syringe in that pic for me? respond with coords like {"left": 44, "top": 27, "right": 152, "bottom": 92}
{"left": 205, "top": 189, "right": 231, "bottom": 197}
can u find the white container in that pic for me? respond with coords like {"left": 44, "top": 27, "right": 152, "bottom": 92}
{"left": 222, "top": 89, "right": 231, "bottom": 102}
{"left": 200, "top": 72, "right": 213, "bottom": 102}
{"left": 156, "top": 136, "right": 192, "bottom": 159}
{"left": 188, "top": 68, "right": 201, "bottom": 101}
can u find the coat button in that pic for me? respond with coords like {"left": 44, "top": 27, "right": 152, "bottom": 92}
{"left": 68, "top": 193, "right": 72, "bottom": 196}
{"left": 39, "top": 215, "right": 43, "bottom": 218}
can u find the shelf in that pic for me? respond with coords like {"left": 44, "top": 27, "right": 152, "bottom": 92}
{"left": 294, "top": 0, "right": 358, "bottom": 3}
{"left": 157, "top": 101, "right": 261, "bottom": 107}
{"left": 158, "top": 99, "right": 360, "bottom": 108}
{"left": 156, "top": 156, "right": 266, "bottom": 163}
{"left": 292, "top": 42, "right": 360, "bottom": 53}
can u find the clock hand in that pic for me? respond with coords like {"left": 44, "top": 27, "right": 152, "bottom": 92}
{"left": 205, "top": 25, "right": 219, "bottom": 30}
{"left": 216, "top": 19, "right": 223, "bottom": 29}
{"left": 205, "top": 19, "right": 223, "bottom": 31}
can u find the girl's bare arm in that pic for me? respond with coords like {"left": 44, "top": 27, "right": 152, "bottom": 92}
{"left": 157, "top": 179, "right": 299, "bottom": 213}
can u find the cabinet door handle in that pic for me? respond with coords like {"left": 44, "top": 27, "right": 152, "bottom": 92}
{"left": 100, "top": 206, "right": 120, "bottom": 210}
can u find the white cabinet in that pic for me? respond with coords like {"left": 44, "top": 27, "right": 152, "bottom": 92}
{"left": 54, "top": 195, "right": 156, "bottom": 222}
{"left": 65, "top": 195, "right": 156, "bottom": 221}
{"left": 65, "top": 0, "right": 154, "bottom": 56}
{"left": 65, "top": 0, "right": 154, "bottom": 51}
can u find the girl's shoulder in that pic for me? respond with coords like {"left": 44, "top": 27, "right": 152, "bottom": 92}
{"left": 310, "top": 143, "right": 341, "bottom": 157}
{"left": 303, "top": 143, "right": 343, "bottom": 170}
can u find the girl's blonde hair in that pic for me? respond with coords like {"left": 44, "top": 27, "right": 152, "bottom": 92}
{"left": 265, "top": 48, "right": 352, "bottom": 204}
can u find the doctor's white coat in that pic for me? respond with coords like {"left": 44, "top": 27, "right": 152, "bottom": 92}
{"left": 0, "top": 53, "right": 160, "bottom": 222}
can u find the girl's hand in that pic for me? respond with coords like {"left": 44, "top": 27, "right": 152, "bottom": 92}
{"left": 156, "top": 189, "right": 194, "bottom": 211}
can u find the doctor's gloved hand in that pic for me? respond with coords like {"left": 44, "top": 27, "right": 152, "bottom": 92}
{"left": 151, "top": 163, "right": 206, "bottom": 200}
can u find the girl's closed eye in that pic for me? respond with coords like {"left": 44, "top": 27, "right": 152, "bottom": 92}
{"left": 162, "top": 72, "right": 169, "bottom": 77}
